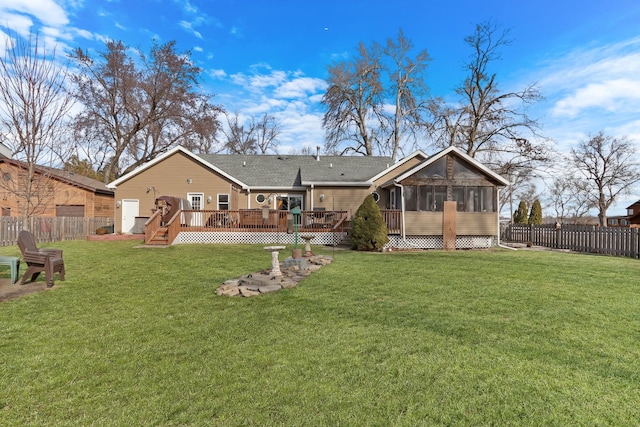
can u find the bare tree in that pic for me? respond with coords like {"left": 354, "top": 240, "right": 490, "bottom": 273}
{"left": 254, "top": 114, "right": 280, "bottom": 154}
{"left": 222, "top": 112, "right": 280, "bottom": 154}
{"left": 0, "top": 31, "right": 74, "bottom": 226}
{"left": 322, "top": 41, "right": 384, "bottom": 156}
{"left": 571, "top": 132, "right": 640, "bottom": 226}
{"left": 69, "top": 39, "right": 222, "bottom": 183}
{"left": 381, "top": 29, "right": 431, "bottom": 162}
{"left": 429, "top": 22, "right": 550, "bottom": 190}
{"left": 322, "top": 30, "right": 431, "bottom": 160}
{"left": 547, "top": 173, "right": 594, "bottom": 223}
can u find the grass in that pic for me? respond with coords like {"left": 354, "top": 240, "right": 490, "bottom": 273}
{"left": 1, "top": 241, "right": 639, "bottom": 426}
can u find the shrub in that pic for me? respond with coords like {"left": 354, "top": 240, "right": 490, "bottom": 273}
{"left": 528, "top": 199, "right": 543, "bottom": 225}
{"left": 350, "top": 194, "right": 389, "bottom": 251}
{"left": 95, "top": 227, "right": 109, "bottom": 235}
{"left": 513, "top": 200, "right": 528, "bottom": 224}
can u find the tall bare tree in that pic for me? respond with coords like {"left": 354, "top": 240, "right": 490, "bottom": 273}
{"left": 382, "top": 29, "right": 431, "bottom": 161}
{"left": 429, "top": 22, "right": 549, "bottom": 185}
{"left": 571, "top": 132, "right": 640, "bottom": 226}
{"left": 322, "top": 41, "right": 384, "bottom": 156}
{"left": 222, "top": 112, "right": 280, "bottom": 154}
{"left": 69, "top": 40, "right": 222, "bottom": 183}
{"left": 0, "top": 31, "right": 74, "bottom": 226}
{"left": 322, "top": 30, "right": 431, "bottom": 160}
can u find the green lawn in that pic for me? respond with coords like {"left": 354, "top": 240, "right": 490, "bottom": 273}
{"left": 1, "top": 241, "right": 639, "bottom": 426}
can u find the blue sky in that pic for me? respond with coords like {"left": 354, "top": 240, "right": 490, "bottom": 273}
{"left": 2, "top": 0, "right": 640, "bottom": 213}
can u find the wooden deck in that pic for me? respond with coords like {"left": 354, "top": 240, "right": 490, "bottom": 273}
{"left": 144, "top": 209, "right": 402, "bottom": 245}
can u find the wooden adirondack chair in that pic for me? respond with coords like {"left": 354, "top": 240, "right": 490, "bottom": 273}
{"left": 17, "top": 230, "right": 65, "bottom": 288}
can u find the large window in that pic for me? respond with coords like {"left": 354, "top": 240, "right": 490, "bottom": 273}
{"left": 452, "top": 187, "right": 494, "bottom": 212}
{"left": 404, "top": 185, "right": 495, "bottom": 212}
{"left": 276, "top": 194, "right": 303, "bottom": 211}
{"left": 404, "top": 185, "right": 447, "bottom": 211}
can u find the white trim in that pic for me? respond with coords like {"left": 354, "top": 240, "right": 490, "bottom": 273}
{"left": 393, "top": 146, "right": 510, "bottom": 186}
{"left": 300, "top": 181, "right": 372, "bottom": 187}
{"left": 368, "top": 149, "right": 430, "bottom": 182}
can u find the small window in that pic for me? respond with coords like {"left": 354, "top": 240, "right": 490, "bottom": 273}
{"left": 218, "top": 194, "right": 230, "bottom": 210}
{"left": 256, "top": 194, "right": 266, "bottom": 203}
{"left": 371, "top": 192, "right": 380, "bottom": 202}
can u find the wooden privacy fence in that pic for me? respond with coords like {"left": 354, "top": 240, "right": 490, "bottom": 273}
{"left": 0, "top": 217, "right": 113, "bottom": 247}
{"left": 503, "top": 224, "right": 640, "bottom": 259}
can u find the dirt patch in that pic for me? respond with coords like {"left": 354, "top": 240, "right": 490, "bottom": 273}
{"left": 0, "top": 278, "right": 52, "bottom": 302}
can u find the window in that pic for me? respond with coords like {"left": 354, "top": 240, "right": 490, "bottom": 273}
{"left": 403, "top": 186, "right": 417, "bottom": 211}
{"left": 405, "top": 185, "right": 446, "bottom": 211}
{"left": 371, "top": 192, "right": 380, "bottom": 202}
{"left": 276, "top": 194, "right": 303, "bottom": 211}
{"left": 453, "top": 158, "right": 481, "bottom": 179}
{"left": 218, "top": 194, "right": 230, "bottom": 210}
{"left": 415, "top": 158, "right": 446, "bottom": 179}
{"left": 452, "top": 186, "right": 494, "bottom": 212}
{"left": 189, "top": 193, "right": 203, "bottom": 210}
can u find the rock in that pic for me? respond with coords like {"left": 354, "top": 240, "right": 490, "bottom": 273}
{"left": 238, "top": 286, "right": 260, "bottom": 297}
{"left": 280, "top": 280, "right": 297, "bottom": 289}
{"left": 218, "top": 255, "right": 333, "bottom": 297}
{"left": 217, "top": 286, "right": 240, "bottom": 296}
{"left": 219, "top": 280, "right": 239, "bottom": 291}
{"left": 259, "top": 284, "right": 282, "bottom": 294}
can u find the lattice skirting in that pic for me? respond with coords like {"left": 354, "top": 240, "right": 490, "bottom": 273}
{"left": 175, "top": 231, "right": 347, "bottom": 246}
{"left": 385, "top": 235, "right": 495, "bottom": 250}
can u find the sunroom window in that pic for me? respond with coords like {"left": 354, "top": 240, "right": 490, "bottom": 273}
{"left": 452, "top": 187, "right": 495, "bottom": 212}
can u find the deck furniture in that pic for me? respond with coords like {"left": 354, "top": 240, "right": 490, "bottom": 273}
{"left": 0, "top": 255, "right": 20, "bottom": 284}
{"left": 17, "top": 230, "right": 65, "bottom": 288}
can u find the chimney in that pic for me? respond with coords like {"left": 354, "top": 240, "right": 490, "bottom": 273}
{"left": 316, "top": 146, "right": 320, "bottom": 161}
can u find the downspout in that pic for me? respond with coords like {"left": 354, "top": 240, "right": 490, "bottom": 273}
{"left": 497, "top": 188, "right": 516, "bottom": 250}
{"left": 310, "top": 184, "right": 314, "bottom": 211}
{"left": 394, "top": 182, "right": 406, "bottom": 240}
{"left": 247, "top": 188, "right": 251, "bottom": 209}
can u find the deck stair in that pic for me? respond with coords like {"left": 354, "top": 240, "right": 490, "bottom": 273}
{"left": 147, "top": 226, "right": 170, "bottom": 245}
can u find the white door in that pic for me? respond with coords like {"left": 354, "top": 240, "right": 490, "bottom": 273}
{"left": 188, "top": 193, "right": 204, "bottom": 226}
{"left": 122, "top": 199, "right": 139, "bottom": 233}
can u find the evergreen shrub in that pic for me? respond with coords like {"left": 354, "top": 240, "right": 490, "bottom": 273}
{"left": 351, "top": 194, "right": 389, "bottom": 251}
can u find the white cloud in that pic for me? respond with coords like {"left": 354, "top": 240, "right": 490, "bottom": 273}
{"left": 274, "top": 77, "right": 327, "bottom": 99}
{"left": 0, "top": 12, "right": 33, "bottom": 37}
{"left": 1, "top": 0, "right": 68, "bottom": 28}
{"left": 553, "top": 78, "right": 640, "bottom": 117}
{"left": 532, "top": 37, "right": 640, "bottom": 120}
{"left": 213, "top": 65, "right": 327, "bottom": 153}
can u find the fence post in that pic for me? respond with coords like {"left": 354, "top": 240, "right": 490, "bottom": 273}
{"left": 632, "top": 228, "right": 638, "bottom": 259}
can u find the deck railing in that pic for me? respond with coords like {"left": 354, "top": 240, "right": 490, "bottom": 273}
{"left": 146, "top": 208, "right": 402, "bottom": 244}
{"left": 154, "top": 209, "right": 348, "bottom": 240}
{"left": 380, "top": 210, "right": 402, "bottom": 234}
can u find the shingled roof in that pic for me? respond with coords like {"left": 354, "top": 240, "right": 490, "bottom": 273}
{"left": 199, "top": 154, "right": 393, "bottom": 188}
{"left": 0, "top": 159, "right": 113, "bottom": 195}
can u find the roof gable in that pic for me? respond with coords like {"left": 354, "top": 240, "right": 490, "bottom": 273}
{"left": 107, "top": 146, "right": 248, "bottom": 189}
{"left": 392, "top": 146, "right": 510, "bottom": 186}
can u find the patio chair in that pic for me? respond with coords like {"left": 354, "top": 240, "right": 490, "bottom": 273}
{"left": 17, "top": 230, "right": 65, "bottom": 288}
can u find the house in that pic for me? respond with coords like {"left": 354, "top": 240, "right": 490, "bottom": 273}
{"left": 107, "top": 145, "right": 509, "bottom": 249}
{"left": 0, "top": 158, "right": 114, "bottom": 218}
{"left": 608, "top": 200, "right": 640, "bottom": 227}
